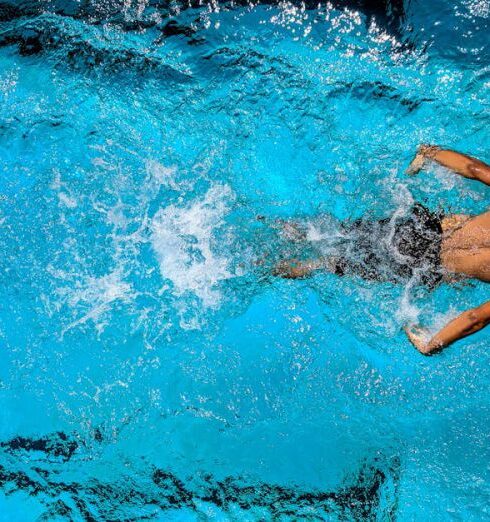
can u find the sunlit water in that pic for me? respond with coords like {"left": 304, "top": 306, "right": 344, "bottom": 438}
{"left": 0, "top": 0, "right": 489, "bottom": 520}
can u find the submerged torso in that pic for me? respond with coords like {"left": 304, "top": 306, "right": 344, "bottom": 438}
{"left": 441, "top": 210, "right": 490, "bottom": 282}
{"left": 332, "top": 204, "right": 444, "bottom": 288}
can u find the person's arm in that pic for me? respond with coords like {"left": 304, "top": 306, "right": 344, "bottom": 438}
{"left": 405, "top": 300, "right": 490, "bottom": 355}
{"left": 407, "top": 145, "right": 490, "bottom": 186}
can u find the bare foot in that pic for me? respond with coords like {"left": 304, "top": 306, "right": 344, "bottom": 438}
{"left": 280, "top": 221, "right": 307, "bottom": 242}
{"left": 256, "top": 216, "right": 307, "bottom": 242}
{"left": 404, "top": 325, "right": 432, "bottom": 355}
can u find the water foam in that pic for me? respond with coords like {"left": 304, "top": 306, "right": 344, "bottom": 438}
{"left": 53, "top": 269, "right": 134, "bottom": 336}
{"left": 151, "top": 183, "right": 235, "bottom": 310}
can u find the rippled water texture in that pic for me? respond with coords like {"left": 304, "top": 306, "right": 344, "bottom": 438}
{"left": 0, "top": 0, "right": 489, "bottom": 520}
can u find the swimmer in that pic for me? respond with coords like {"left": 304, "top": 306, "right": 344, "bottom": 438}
{"left": 275, "top": 145, "right": 490, "bottom": 356}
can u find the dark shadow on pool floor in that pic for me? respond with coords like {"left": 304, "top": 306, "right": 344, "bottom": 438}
{"left": 0, "top": 430, "right": 400, "bottom": 520}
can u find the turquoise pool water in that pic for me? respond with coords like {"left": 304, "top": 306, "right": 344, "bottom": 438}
{"left": 0, "top": 0, "right": 489, "bottom": 520}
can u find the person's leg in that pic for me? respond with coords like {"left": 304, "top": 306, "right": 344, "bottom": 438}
{"left": 407, "top": 145, "right": 490, "bottom": 185}
{"left": 256, "top": 215, "right": 307, "bottom": 242}
{"left": 273, "top": 259, "right": 322, "bottom": 279}
{"left": 274, "top": 257, "right": 342, "bottom": 279}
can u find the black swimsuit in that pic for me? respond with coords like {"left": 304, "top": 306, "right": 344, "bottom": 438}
{"left": 333, "top": 204, "right": 444, "bottom": 288}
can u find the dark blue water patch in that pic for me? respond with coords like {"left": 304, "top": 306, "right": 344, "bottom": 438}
{"left": 0, "top": 15, "right": 194, "bottom": 81}
{"left": 1, "top": 0, "right": 488, "bottom": 64}
{"left": 0, "top": 0, "right": 406, "bottom": 30}
{"left": 326, "top": 80, "right": 436, "bottom": 114}
{"left": 1, "top": 432, "right": 79, "bottom": 462}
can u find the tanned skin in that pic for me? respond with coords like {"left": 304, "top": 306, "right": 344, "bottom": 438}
{"left": 404, "top": 145, "right": 490, "bottom": 355}
{"left": 275, "top": 145, "right": 490, "bottom": 356}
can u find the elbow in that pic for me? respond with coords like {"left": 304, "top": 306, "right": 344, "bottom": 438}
{"left": 468, "top": 163, "right": 490, "bottom": 182}
{"left": 467, "top": 309, "right": 480, "bottom": 325}
{"left": 463, "top": 309, "right": 489, "bottom": 334}
{"left": 467, "top": 163, "right": 479, "bottom": 179}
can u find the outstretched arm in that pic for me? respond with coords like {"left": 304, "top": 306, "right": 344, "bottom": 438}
{"left": 407, "top": 145, "right": 490, "bottom": 186}
{"left": 405, "top": 300, "right": 490, "bottom": 356}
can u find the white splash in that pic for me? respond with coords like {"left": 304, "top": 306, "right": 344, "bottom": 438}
{"left": 395, "top": 278, "right": 422, "bottom": 325}
{"left": 143, "top": 160, "right": 180, "bottom": 196}
{"left": 51, "top": 170, "right": 78, "bottom": 208}
{"left": 151, "top": 184, "right": 235, "bottom": 309}
{"left": 464, "top": 0, "right": 490, "bottom": 18}
{"left": 54, "top": 269, "right": 134, "bottom": 336}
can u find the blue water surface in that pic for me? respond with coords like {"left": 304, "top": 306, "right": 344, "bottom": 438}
{"left": 0, "top": 0, "right": 489, "bottom": 520}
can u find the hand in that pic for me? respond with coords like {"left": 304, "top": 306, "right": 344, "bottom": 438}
{"left": 404, "top": 325, "right": 432, "bottom": 355}
{"left": 406, "top": 144, "right": 440, "bottom": 175}
{"left": 406, "top": 152, "right": 425, "bottom": 175}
